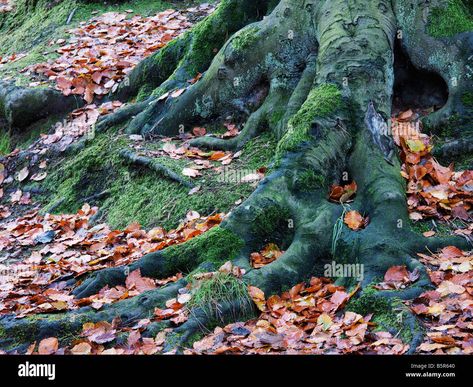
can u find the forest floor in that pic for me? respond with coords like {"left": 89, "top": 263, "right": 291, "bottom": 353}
{"left": 0, "top": 0, "right": 472, "bottom": 355}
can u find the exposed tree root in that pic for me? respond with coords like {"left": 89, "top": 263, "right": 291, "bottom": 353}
{"left": 0, "top": 80, "right": 83, "bottom": 130}
{"left": 434, "top": 136, "right": 473, "bottom": 159}
{"left": 2, "top": 0, "right": 473, "bottom": 354}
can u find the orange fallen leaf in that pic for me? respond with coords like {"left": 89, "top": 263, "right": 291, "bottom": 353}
{"left": 38, "top": 337, "right": 59, "bottom": 355}
{"left": 248, "top": 286, "right": 266, "bottom": 312}
{"left": 344, "top": 210, "right": 365, "bottom": 231}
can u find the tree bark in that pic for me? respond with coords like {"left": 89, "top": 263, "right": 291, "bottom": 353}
{"left": 1, "top": 0, "right": 472, "bottom": 353}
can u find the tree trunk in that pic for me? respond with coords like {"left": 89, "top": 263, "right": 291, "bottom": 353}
{"left": 1, "top": 0, "right": 472, "bottom": 353}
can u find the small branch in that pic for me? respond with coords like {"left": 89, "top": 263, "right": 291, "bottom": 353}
{"left": 66, "top": 7, "right": 77, "bottom": 25}
{"left": 119, "top": 149, "right": 194, "bottom": 188}
{"left": 81, "top": 189, "right": 110, "bottom": 203}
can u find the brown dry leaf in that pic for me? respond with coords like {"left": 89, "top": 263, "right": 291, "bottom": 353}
{"left": 70, "top": 342, "right": 92, "bottom": 355}
{"left": 192, "top": 127, "right": 206, "bottom": 137}
{"left": 38, "top": 337, "right": 59, "bottom": 355}
{"left": 125, "top": 269, "right": 156, "bottom": 293}
{"left": 248, "top": 286, "right": 266, "bottom": 312}
{"left": 329, "top": 181, "right": 357, "bottom": 203}
{"left": 17, "top": 167, "right": 29, "bottom": 182}
{"left": 31, "top": 172, "right": 47, "bottom": 181}
{"left": 250, "top": 243, "right": 284, "bottom": 268}
{"left": 182, "top": 167, "right": 201, "bottom": 178}
{"left": 344, "top": 210, "right": 365, "bottom": 231}
{"left": 28, "top": 7, "right": 215, "bottom": 102}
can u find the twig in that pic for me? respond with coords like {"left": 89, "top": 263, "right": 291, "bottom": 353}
{"left": 119, "top": 149, "right": 194, "bottom": 188}
{"left": 66, "top": 8, "right": 77, "bottom": 25}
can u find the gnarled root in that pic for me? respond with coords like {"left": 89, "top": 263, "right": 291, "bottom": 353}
{"left": 0, "top": 80, "right": 83, "bottom": 131}
{"left": 3, "top": 0, "right": 473, "bottom": 354}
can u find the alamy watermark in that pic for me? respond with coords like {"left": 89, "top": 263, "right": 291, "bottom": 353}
{"left": 18, "top": 362, "right": 55, "bottom": 381}
{"left": 324, "top": 261, "right": 364, "bottom": 282}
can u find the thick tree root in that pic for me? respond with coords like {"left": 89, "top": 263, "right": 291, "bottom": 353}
{"left": 3, "top": 0, "right": 473, "bottom": 353}
{"left": 96, "top": 0, "right": 272, "bottom": 133}
{"left": 433, "top": 136, "right": 473, "bottom": 159}
{"left": 0, "top": 279, "right": 186, "bottom": 352}
{"left": 0, "top": 80, "right": 83, "bottom": 131}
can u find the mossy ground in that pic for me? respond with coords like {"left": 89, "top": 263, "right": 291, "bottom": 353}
{"left": 427, "top": 0, "right": 473, "bottom": 37}
{"left": 0, "top": 130, "right": 10, "bottom": 155}
{"left": 39, "top": 130, "right": 276, "bottom": 230}
{"left": 410, "top": 218, "right": 467, "bottom": 236}
{"left": 461, "top": 91, "right": 473, "bottom": 107}
{"left": 232, "top": 26, "right": 260, "bottom": 51}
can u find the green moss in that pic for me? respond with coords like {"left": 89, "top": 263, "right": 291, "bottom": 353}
{"left": 276, "top": 84, "right": 342, "bottom": 155}
{"left": 39, "top": 128, "right": 274, "bottom": 230}
{"left": 346, "top": 289, "right": 419, "bottom": 343}
{"left": 187, "top": 331, "right": 205, "bottom": 345}
{"left": 135, "top": 84, "right": 154, "bottom": 102}
{"left": 293, "top": 169, "right": 325, "bottom": 192}
{"left": 424, "top": 113, "right": 460, "bottom": 138}
{"left": 40, "top": 133, "right": 125, "bottom": 215}
{"left": 187, "top": 272, "right": 254, "bottom": 324}
{"left": 410, "top": 219, "right": 463, "bottom": 236}
{"left": 184, "top": 0, "right": 251, "bottom": 74}
{"left": 428, "top": 0, "right": 473, "bottom": 37}
{"left": 251, "top": 202, "right": 292, "bottom": 246}
{"left": 346, "top": 286, "right": 391, "bottom": 316}
{"left": 269, "top": 108, "right": 285, "bottom": 128}
{"left": 0, "top": 131, "right": 11, "bottom": 155}
{"left": 161, "top": 227, "right": 244, "bottom": 269}
{"left": 232, "top": 26, "right": 260, "bottom": 51}
{"left": 461, "top": 91, "right": 473, "bottom": 107}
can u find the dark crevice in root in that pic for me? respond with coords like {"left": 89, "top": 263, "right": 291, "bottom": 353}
{"left": 392, "top": 37, "right": 449, "bottom": 114}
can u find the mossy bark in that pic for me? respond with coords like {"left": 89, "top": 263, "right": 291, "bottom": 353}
{"left": 1, "top": 0, "right": 473, "bottom": 353}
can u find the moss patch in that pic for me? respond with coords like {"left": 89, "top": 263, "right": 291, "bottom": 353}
{"left": 292, "top": 169, "right": 326, "bottom": 192}
{"left": 461, "top": 91, "right": 473, "bottom": 107}
{"left": 161, "top": 226, "right": 244, "bottom": 269}
{"left": 346, "top": 288, "right": 419, "bottom": 343}
{"left": 232, "top": 26, "right": 260, "bottom": 51}
{"left": 184, "top": 0, "right": 247, "bottom": 74}
{"left": 187, "top": 272, "right": 254, "bottom": 324}
{"left": 276, "top": 83, "right": 342, "bottom": 155}
{"left": 427, "top": 0, "right": 473, "bottom": 37}
{"left": 0, "top": 130, "right": 11, "bottom": 155}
